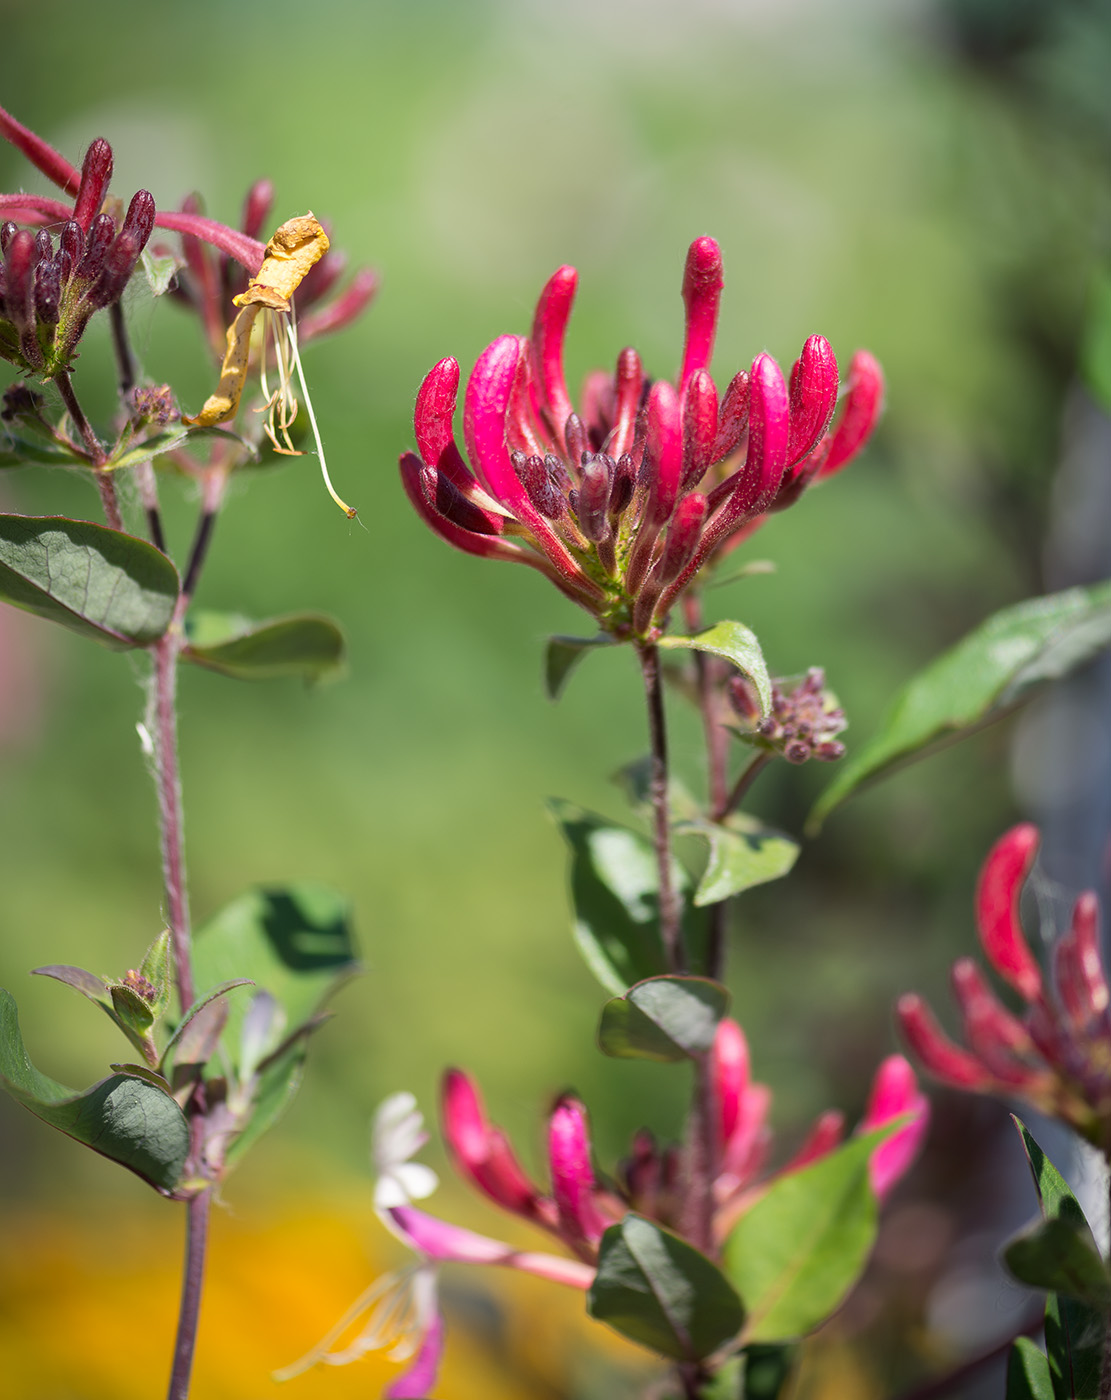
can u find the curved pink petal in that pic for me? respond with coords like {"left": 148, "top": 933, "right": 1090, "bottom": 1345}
{"left": 414, "top": 358, "right": 478, "bottom": 493}
{"left": 646, "top": 379, "right": 683, "bottom": 525}
{"left": 950, "top": 959, "right": 1040, "bottom": 1084}
{"left": 548, "top": 1097, "right": 607, "bottom": 1248}
{"left": 680, "top": 236, "right": 724, "bottom": 389}
{"left": 440, "top": 1069, "right": 547, "bottom": 1221}
{"left": 529, "top": 265, "right": 577, "bottom": 451}
{"left": 609, "top": 347, "right": 643, "bottom": 460}
{"left": 896, "top": 993, "right": 995, "bottom": 1091}
{"left": 385, "top": 1311, "right": 444, "bottom": 1400}
{"left": 1057, "top": 892, "right": 1109, "bottom": 1024}
{"left": 388, "top": 1208, "right": 594, "bottom": 1289}
{"left": 860, "top": 1055, "right": 929, "bottom": 1201}
{"left": 820, "top": 349, "right": 884, "bottom": 477}
{"left": 975, "top": 825, "right": 1042, "bottom": 1001}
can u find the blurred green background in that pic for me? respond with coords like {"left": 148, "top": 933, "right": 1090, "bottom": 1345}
{"left": 1, "top": 0, "right": 1109, "bottom": 1395}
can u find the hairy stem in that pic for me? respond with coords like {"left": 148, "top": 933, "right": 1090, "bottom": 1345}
{"left": 56, "top": 369, "right": 105, "bottom": 465}
{"left": 679, "top": 1055, "right": 718, "bottom": 1256}
{"left": 166, "top": 1185, "right": 212, "bottom": 1400}
{"left": 110, "top": 300, "right": 136, "bottom": 397}
{"left": 637, "top": 641, "right": 684, "bottom": 970}
{"left": 149, "top": 615, "right": 194, "bottom": 1012}
{"left": 716, "top": 752, "right": 772, "bottom": 823}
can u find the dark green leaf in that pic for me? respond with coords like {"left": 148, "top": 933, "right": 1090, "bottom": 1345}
{"left": 741, "top": 1344, "right": 798, "bottom": 1400}
{"left": 0, "top": 429, "right": 85, "bottom": 467}
{"left": 545, "top": 633, "right": 619, "bottom": 700}
{"left": 183, "top": 610, "right": 346, "bottom": 683}
{"left": 588, "top": 1213, "right": 744, "bottom": 1361}
{"left": 104, "top": 428, "right": 189, "bottom": 472}
{"left": 598, "top": 975, "right": 730, "bottom": 1061}
{"left": 1008, "top": 1338, "right": 1056, "bottom": 1400}
{"left": 0, "top": 514, "right": 179, "bottom": 649}
{"left": 810, "top": 583, "right": 1111, "bottom": 831}
{"left": 192, "top": 885, "right": 357, "bottom": 1074}
{"left": 723, "top": 1128, "right": 893, "bottom": 1342}
{"left": 1004, "top": 1218, "right": 1111, "bottom": 1308}
{"left": 0, "top": 987, "right": 188, "bottom": 1191}
{"left": 108, "top": 1063, "right": 174, "bottom": 1093}
{"left": 1013, "top": 1118, "right": 1105, "bottom": 1400}
{"left": 660, "top": 622, "right": 771, "bottom": 717}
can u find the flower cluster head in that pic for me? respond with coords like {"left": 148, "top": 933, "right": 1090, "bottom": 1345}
{"left": 898, "top": 824, "right": 1111, "bottom": 1153}
{"left": 0, "top": 136, "right": 154, "bottom": 378}
{"left": 401, "top": 237, "right": 883, "bottom": 637}
{"left": 729, "top": 666, "right": 847, "bottom": 765}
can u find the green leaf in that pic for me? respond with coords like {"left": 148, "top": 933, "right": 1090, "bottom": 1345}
{"left": 588, "top": 1213, "right": 744, "bottom": 1361}
{"left": 192, "top": 885, "right": 358, "bottom": 1075}
{"left": 183, "top": 610, "right": 346, "bottom": 683}
{"left": 660, "top": 621, "right": 771, "bottom": 717}
{"left": 544, "top": 633, "right": 619, "bottom": 700}
{"left": 1081, "top": 269, "right": 1111, "bottom": 413}
{"left": 723, "top": 1128, "right": 893, "bottom": 1343}
{"left": 32, "top": 963, "right": 112, "bottom": 1008}
{"left": 1004, "top": 1218, "right": 1111, "bottom": 1308}
{"left": 598, "top": 975, "right": 730, "bottom": 1062}
{"left": 679, "top": 812, "right": 799, "bottom": 907}
{"left": 160, "top": 979, "right": 254, "bottom": 1074}
{"left": 138, "top": 929, "right": 173, "bottom": 1021}
{"left": 140, "top": 246, "right": 183, "bottom": 297}
{"left": 0, "top": 988, "right": 188, "bottom": 1191}
{"left": 0, "top": 514, "right": 179, "bottom": 649}
{"left": 1008, "top": 1338, "right": 1056, "bottom": 1400}
{"left": 741, "top": 1344, "right": 798, "bottom": 1400}
{"left": 809, "top": 583, "right": 1111, "bottom": 830}
{"left": 0, "top": 429, "right": 85, "bottom": 467}
{"left": 1013, "top": 1118, "right": 1105, "bottom": 1400}
{"left": 103, "top": 428, "right": 190, "bottom": 472}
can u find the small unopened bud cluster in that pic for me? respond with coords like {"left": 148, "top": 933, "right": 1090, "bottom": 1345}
{"left": 0, "top": 137, "right": 154, "bottom": 378}
{"left": 121, "top": 968, "right": 157, "bottom": 1003}
{"left": 729, "top": 667, "right": 846, "bottom": 764}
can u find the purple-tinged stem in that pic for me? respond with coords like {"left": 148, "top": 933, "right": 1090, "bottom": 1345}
{"left": 56, "top": 369, "right": 105, "bottom": 465}
{"left": 637, "top": 641, "right": 684, "bottom": 971}
{"left": 716, "top": 752, "right": 771, "bottom": 823}
{"left": 679, "top": 1056, "right": 718, "bottom": 1258}
{"left": 166, "top": 1184, "right": 211, "bottom": 1400}
{"left": 110, "top": 301, "right": 136, "bottom": 397}
{"left": 150, "top": 612, "right": 193, "bottom": 1013}
{"left": 135, "top": 460, "right": 167, "bottom": 554}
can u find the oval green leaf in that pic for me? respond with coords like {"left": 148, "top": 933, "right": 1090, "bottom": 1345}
{"left": 723, "top": 1129, "right": 892, "bottom": 1343}
{"left": 183, "top": 610, "right": 346, "bottom": 683}
{"left": 660, "top": 622, "right": 771, "bottom": 716}
{"left": 1008, "top": 1338, "right": 1056, "bottom": 1400}
{"left": 1003, "top": 1217, "right": 1111, "bottom": 1308}
{"left": 588, "top": 1213, "right": 744, "bottom": 1361}
{"left": 678, "top": 811, "right": 799, "bottom": 907}
{"left": 0, "top": 514, "right": 179, "bottom": 649}
{"left": 0, "top": 988, "right": 188, "bottom": 1191}
{"left": 598, "top": 975, "right": 730, "bottom": 1061}
{"left": 809, "top": 582, "right": 1111, "bottom": 831}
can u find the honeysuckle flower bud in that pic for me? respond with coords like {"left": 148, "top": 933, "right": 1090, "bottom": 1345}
{"left": 548, "top": 1095, "right": 608, "bottom": 1253}
{"left": 730, "top": 667, "right": 847, "bottom": 765}
{"left": 440, "top": 1068, "right": 552, "bottom": 1225}
{"left": 401, "top": 238, "right": 883, "bottom": 637}
{"left": 72, "top": 138, "right": 113, "bottom": 233}
{"left": 859, "top": 1055, "right": 930, "bottom": 1202}
{"left": 898, "top": 825, "right": 1111, "bottom": 1152}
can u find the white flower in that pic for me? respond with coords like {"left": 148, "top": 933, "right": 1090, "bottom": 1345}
{"left": 371, "top": 1092, "right": 439, "bottom": 1212}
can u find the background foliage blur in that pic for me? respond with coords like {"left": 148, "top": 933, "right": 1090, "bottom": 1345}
{"left": 2, "top": 0, "right": 1110, "bottom": 1394}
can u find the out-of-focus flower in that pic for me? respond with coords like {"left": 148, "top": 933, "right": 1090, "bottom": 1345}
{"left": 728, "top": 666, "right": 847, "bottom": 765}
{"left": 898, "top": 824, "right": 1111, "bottom": 1152}
{"left": 400, "top": 238, "right": 883, "bottom": 636}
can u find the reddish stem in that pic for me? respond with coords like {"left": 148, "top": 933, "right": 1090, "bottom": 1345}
{"left": 166, "top": 1184, "right": 212, "bottom": 1400}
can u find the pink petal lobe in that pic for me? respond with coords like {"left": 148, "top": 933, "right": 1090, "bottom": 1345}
{"left": 414, "top": 358, "right": 478, "bottom": 492}
{"left": 787, "top": 335, "right": 838, "bottom": 465}
{"left": 548, "top": 1096, "right": 607, "bottom": 1247}
{"left": 529, "top": 265, "right": 577, "bottom": 451}
{"left": 385, "top": 1311, "right": 445, "bottom": 1399}
{"left": 897, "top": 993, "right": 994, "bottom": 1090}
{"left": 820, "top": 349, "right": 884, "bottom": 477}
{"left": 975, "top": 825, "right": 1043, "bottom": 1001}
{"left": 680, "top": 236, "right": 724, "bottom": 389}
{"left": 710, "top": 1018, "right": 750, "bottom": 1149}
{"left": 860, "top": 1055, "right": 930, "bottom": 1201}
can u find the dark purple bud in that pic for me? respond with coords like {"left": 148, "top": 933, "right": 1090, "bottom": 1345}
{"left": 56, "top": 250, "right": 73, "bottom": 285}
{"left": 0, "top": 222, "right": 16, "bottom": 255}
{"left": 120, "top": 189, "right": 156, "bottom": 250}
{"left": 609, "top": 453, "right": 636, "bottom": 518}
{"left": 544, "top": 452, "right": 572, "bottom": 494}
{"left": 75, "top": 212, "right": 115, "bottom": 282}
{"left": 564, "top": 413, "right": 589, "bottom": 472}
{"left": 659, "top": 493, "right": 708, "bottom": 584}
{"left": 2, "top": 383, "right": 45, "bottom": 423}
{"left": 513, "top": 451, "right": 565, "bottom": 519}
{"left": 84, "top": 192, "right": 156, "bottom": 310}
{"left": 72, "top": 138, "right": 113, "bottom": 233}
{"left": 712, "top": 370, "right": 750, "bottom": 462}
{"left": 814, "top": 741, "right": 846, "bottom": 761}
{"left": 59, "top": 220, "right": 83, "bottom": 266}
{"left": 420, "top": 464, "right": 501, "bottom": 535}
{"left": 5, "top": 228, "right": 36, "bottom": 333}
{"left": 576, "top": 456, "right": 612, "bottom": 542}
{"left": 784, "top": 741, "right": 811, "bottom": 764}
{"left": 33, "top": 256, "right": 61, "bottom": 324}
{"left": 240, "top": 178, "right": 275, "bottom": 240}
{"left": 33, "top": 229, "right": 52, "bottom": 262}
{"left": 728, "top": 676, "right": 762, "bottom": 723}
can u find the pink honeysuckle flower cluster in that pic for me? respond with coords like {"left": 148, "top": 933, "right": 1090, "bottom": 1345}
{"left": 0, "top": 103, "right": 375, "bottom": 376}
{"left": 898, "top": 823, "right": 1111, "bottom": 1153}
{"left": 353, "top": 1023, "right": 927, "bottom": 1393}
{"left": 400, "top": 237, "right": 883, "bottom": 637}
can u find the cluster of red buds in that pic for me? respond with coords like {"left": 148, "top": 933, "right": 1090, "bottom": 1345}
{"left": 401, "top": 237, "right": 883, "bottom": 637}
{"left": 0, "top": 137, "right": 154, "bottom": 378}
{"left": 898, "top": 825, "right": 1111, "bottom": 1153}
{"left": 729, "top": 667, "right": 847, "bottom": 765}
{"left": 387, "top": 1021, "right": 926, "bottom": 1277}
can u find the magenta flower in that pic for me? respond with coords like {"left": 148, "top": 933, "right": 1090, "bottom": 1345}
{"left": 898, "top": 824, "right": 1111, "bottom": 1151}
{"left": 401, "top": 238, "right": 883, "bottom": 636}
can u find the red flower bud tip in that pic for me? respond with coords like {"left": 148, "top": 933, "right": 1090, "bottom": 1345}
{"left": 240, "top": 178, "right": 275, "bottom": 240}
{"left": 4, "top": 228, "right": 36, "bottom": 335}
{"left": 712, "top": 370, "right": 750, "bottom": 462}
{"left": 72, "top": 138, "right": 113, "bottom": 233}
{"left": 782, "top": 1110, "right": 845, "bottom": 1175}
{"left": 975, "top": 823, "right": 1042, "bottom": 1001}
{"left": 787, "top": 335, "right": 838, "bottom": 466}
{"left": 440, "top": 1069, "right": 545, "bottom": 1220}
{"left": 0, "top": 103, "right": 81, "bottom": 194}
{"left": 680, "top": 236, "right": 724, "bottom": 389}
{"left": 820, "top": 349, "right": 884, "bottom": 478}
{"left": 896, "top": 993, "right": 995, "bottom": 1090}
{"left": 609, "top": 347, "right": 643, "bottom": 460}
{"left": 860, "top": 1055, "right": 929, "bottom": 1201}
{"left": 680, "top": 369, "right": 719, "bottom": 493}
{"left": 719, "top": 1082, "right": 772, "bottom": 1188}
{"left": 658, "top": 493, "right": 707, "bottom": 588}
{"left": 1070, "top": 892, "right": 1110, "bottom": 1018}
{"left": 74, "top": 213, "right": 115, "bottom": 283}
{"left": 85, "top": 191, "right": 156, "bottom": 310}
{"left": 950, "top": 958, "right": 1036, "bottom": 1084}
{"left": 710, "top": 1018, "right": 749, "bottom": 1150}
{"left": 548, "top": 1096, "right": 608, "bottom": 1250}
{"left": 529, "top": 265, "right": 577, "bottom": 452}
{"left": 645, "top": 379, "right": 683, "bottom": 526}
{"left": 415, "top": 357, "right": 477, "bottom": 491}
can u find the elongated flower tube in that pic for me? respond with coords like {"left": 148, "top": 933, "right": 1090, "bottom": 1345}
{"left": 401, "top": 238, "right": 883, "bottom": 637}
{"left": 898, "top": 824, "right": 1111, "bottom": 1151}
